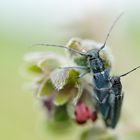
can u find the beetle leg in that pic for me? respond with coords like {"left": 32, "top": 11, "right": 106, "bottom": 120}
{"left": 93, "top": 93, "right": 101, "bottom": 103}
{"left": 93, "top": 93, "right": 109, "bottom": 104}
{"left": 102, "top": 94, "right": 109, "bottom": 104}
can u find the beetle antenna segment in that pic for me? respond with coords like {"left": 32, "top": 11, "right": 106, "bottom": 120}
{"left": 33, "top": 43, "right": 86, "bottom": 56}
{"left": 99, "top": 12, "right": 124, "bottom": 52}
{"left": 120, "top": 65, "right": 140, "bottom": 78}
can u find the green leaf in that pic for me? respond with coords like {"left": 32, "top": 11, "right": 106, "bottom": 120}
{"left": 37, "top": 79, "right": 55, "bottom": 97}
{"left": 54, "top": 85, "right": 78, "bottom": 105}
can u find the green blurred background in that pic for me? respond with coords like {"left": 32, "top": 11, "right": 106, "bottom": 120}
{"left": 0, "top": 0, "right": 140, "bottom": 140}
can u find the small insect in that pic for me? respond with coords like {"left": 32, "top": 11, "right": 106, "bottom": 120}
{"left": 94, "top": 66, "right": 140, "bottom": 128}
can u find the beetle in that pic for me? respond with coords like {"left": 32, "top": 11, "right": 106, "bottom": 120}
{"left": 94, "top": 66, "right": 140, "bottom": 128}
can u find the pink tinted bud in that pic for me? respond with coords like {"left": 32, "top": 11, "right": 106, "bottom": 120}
{"left": 74, "top": 102, "right": 91, "bottom": 124}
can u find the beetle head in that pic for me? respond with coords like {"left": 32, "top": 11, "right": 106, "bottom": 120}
{"left": 110, "top": 76, "right": 121, "bottom": 85}
{"left": 86, "top": 49, "right": 99, "bottom": 60}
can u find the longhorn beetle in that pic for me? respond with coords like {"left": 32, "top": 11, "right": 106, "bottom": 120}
{"left": 94, "top": 66, "right": 140, "bottom": 128}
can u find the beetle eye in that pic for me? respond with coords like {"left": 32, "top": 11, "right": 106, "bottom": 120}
{"left": 87, "top": 54, "right": 92, "bottom": 57}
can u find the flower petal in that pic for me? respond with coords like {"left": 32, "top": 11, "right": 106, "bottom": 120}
{"left": 54, "top": 85, "right": 78, "bottom": 106}
{"left": 50, "top": 69, "right": 79, "bottom": 90}
{"left": 26, "top": 63, "right": 42, "bottom": 74}
{"left": 37, "top": 79, "right": 55, "bottom": 97}
{"left": 37, "top": 58, "right": 60, "bottom": 74}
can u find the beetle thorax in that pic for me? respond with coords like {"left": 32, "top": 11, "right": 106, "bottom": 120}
{"left": 88, "top": 57, "right": 104, "bottom": 73}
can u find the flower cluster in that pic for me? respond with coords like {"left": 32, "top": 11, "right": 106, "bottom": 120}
{"left": 23, "top": 38, "right": 117, "bottom": 139}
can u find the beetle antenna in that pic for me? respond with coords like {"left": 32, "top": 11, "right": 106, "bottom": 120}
{"left": 32, "top": 43, "right": 86, "bottom": 56}
{"left": 99, "top": 12, "right": 124, "bottom": 52}
{"left": 120, "top": 65, "right": 140, "bottom": 78}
